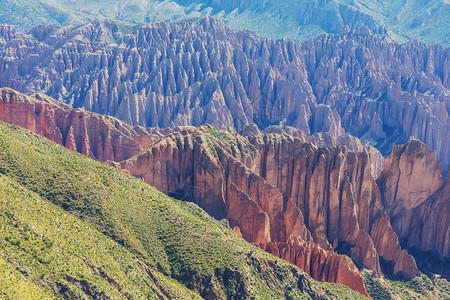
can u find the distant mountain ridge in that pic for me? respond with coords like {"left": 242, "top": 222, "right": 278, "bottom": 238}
{"left": 0, "top": 0, "right": 449, "bottom": 46}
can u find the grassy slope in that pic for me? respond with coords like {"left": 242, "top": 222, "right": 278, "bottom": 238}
{"left": 0, "top": 173, "right": 200, "bottom": 299}
{"left": 0, "top": 121, "right": 367, "bottom": 299}
{"left": 0, "top": 254, "right": 55, "bottom": 299}
{"left": 362, "top": 269, "right": 450, "bottom": 300}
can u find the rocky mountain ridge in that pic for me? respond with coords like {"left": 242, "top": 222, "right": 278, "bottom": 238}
{"left": 0, "top": 19, "right": 448, "bottom": 172}
{"left": 115, "top": 124, "right": 428, "bottom": 295}
{"left": 0, "top": 87, "right": 164, "bottom": 162}
{"left": 115, "top": 124, "right": 449, "bottom": 295}
{"left": 2, "top": 0, "right": 449, "bottom": 46}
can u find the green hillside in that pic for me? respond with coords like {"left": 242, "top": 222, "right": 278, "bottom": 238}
{"left": 0, "top": 0, "right": 80, "bottom": 30}
{"left": 0, "top": 173, "right": 200, "bottom": 299}
{"left": 1, "top": 0, "right": 448, "bottom": 45}
{"left": 0, "top": 121, "right": 367, "bottom": 299}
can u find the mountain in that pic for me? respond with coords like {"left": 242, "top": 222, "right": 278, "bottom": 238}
{"left": 2, "top": 0, "right": 449, "bottom": 46}
{"left": 114, "top": 124, "right": 449, "bottom": 299}
{"left": 0, "top": 87, "right": 382, "bottom": 297}
{"left": 0, "top": 18, "right": 448, "bottom": 171}
{"left": 1, "top": 87, "right": 448, "bottom": 298}
{"left": 0, "top": 1, "right": 448, "bottom": 299}
{"left": 0, "top": 120, "right": 374, "bottom": 299}
{"left": 0, "top": 0, "right": 80, "bottom": 30}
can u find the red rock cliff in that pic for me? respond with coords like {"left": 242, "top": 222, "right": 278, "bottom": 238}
{"left": 118, "top": 125, "right": 424, "bottom": 296}
{"left": 378, "top": 140, "right": 449, "bottom": 259}
{"left": 0, "top": 88, "right": 162, "bottom": 162}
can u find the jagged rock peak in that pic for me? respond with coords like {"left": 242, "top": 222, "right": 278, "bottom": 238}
{"left": 0, "top": 18, "right": 447, "bottom": 171}
{"left": 378, "top": 139, "right": 449, "bottom": 259}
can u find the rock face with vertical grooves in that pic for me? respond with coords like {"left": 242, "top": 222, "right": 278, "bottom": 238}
{"left": 0, "top": 86, "right": 379, "bottom": 165}
{"left": 378, "top": 140, "right": 449, "bottom": 259}
{"left": 116, "top": 125, "right": 371, "bottom": 296}
{"left": 243, "top": 127, "right": 419, "bottom": 280}
{"left": 0, "top": 18, "right": 448, "bottom": 170}
{"left": 0, "top": 87, "right": 164, "bottom": 161}
{"left": 115, "top": 125, "right": 426, "bottom": 295}
{"left": 4, "top": 87, "right": 447, "bottom": 294}
{"left": 259, "top": 238, "right": 367, "bottom": 296}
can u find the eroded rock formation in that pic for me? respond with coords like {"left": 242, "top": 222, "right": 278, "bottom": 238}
{"left": 243, "top": 127, "right": 419, "bottom": 280}
{"left": 0, "top": 18, "right": 448, "bottom": 170}
{"left": 378, "top": 140, "right": 449, "bottom": 259}
{"left": 259, "top": 238, "right": 367, "bottom": 296}
{"left": 116, "top": 125, "right": 424, "bottom": 295}
{"left": 0, "top": 88, "right": 163, "bottom": 161}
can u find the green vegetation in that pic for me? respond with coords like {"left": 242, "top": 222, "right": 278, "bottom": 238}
{"left": 0, "top": 121, "right": 367, "bottom": 299}
{"left": 362, "top": 269, "right": 450, "bottom": 300}
{"left": 205, "top": 125, "right": 232, "bottom": 157}
{"left": 62, "top": 90, "right": 75, "bottom": 104}
{"left": 0, "top": 173, "right": 199, "bottom": 299}
{"left": 0, "top": 255, "right": 55, "bottom": 299}
{"left": 204, "top": 125, "right": 257, "bottom": 158}
{"left": 205, "top": 126, "right": 232, "bottom": 144}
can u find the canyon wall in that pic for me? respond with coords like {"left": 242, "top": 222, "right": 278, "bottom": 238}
{"left": 0, "top": 88, "right": 163, "bottom": 162}
{"left": 116, "top": 125, "right": 427, "bottom": 295}
{"left": 378, "top": 140, "right": 449, "bottom": 259}
{"left": 0, "top": 18, "right": 448, "bottom": 169}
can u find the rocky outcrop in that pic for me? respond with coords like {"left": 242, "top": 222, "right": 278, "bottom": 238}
{"left": 117, "top": 125, "right": 371, "bottom": 295}
{"left": 246, "top": 125, "right": 385, "bottom": 178}
{"left": 243, "top": 128, "right": 420, "bottom": 279}
{"left": 258, "top": 238, "right": 368, "bottom": 297}
{"left": 407, "top": 170, "right": 449, "bottom": 258}
{"left": 116, "top": 125, "right": 426, "bottom": 295}
{"left": 0, "top": 88, "right": 164, "bottom": 162}
{"left": 378, "top": 140, "right": 449, "bottom": 259}
{"left": 0, "top": 18, "right": 448, "bottom": 170}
